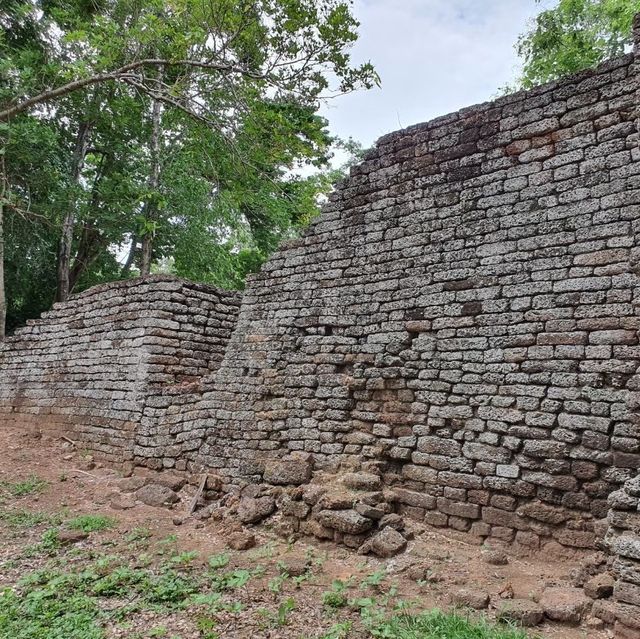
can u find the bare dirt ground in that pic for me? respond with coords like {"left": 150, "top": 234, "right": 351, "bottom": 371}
{"left": 0, "top": 426, "right": 610, "bottom": 639}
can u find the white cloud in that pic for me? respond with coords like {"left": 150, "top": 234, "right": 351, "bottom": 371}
{"left": 322, "top": 0, "right": 551, "bottom": 149}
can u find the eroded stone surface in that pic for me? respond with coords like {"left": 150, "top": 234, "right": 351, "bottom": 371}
{"left": 263, "top": 459, "right": 313, "bottom": 486}
{"left": 540, "top": 587, "right": 591, "bottom": 624}
{"left": 237, "top": 496, "right": 276, "bottom": 524}
{"left": 366, "top": 526, "right": 407, "bottom": 558}
{"left": 136, "top": 484, "right": 180, "bottom": 507}
{"left": 584, "top": 573, "right": 615, "bottom": 600}
{"left": 316, "top": 509, "right": 373, "bottom": 535}
{"left": 450, "top": 588, "right": 490, "bottom": 610}
{"left": 497, "top": 599, "right": 544, "bottom": 627}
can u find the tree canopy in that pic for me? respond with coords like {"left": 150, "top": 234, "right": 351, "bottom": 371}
{"left": 516, "top": 0, "right": 640, "bottom": 88}
{"left": 0, "top": 0, "right": 377, "bottom": 335}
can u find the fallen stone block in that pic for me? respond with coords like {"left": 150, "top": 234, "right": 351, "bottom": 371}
{"left": 540, "top": 586, "right": 591, "bottom": 624}
{"left": 365, "top": 526, "right": 407, "bottom": 558}
{"left": 497, "top": 599, "right": 544, "bottom": 627}
{"left": 450, "top": 588, "right": 490, "bottom": 610}
{"left": 584, "top": 572, "right": 614, "bottom": 600}
{"left": 136, "top": 484, "right": 180, "bottom": 507}
{"left": 316, "top": 509, "right": 373, "bottom": 535}
{"left": 237, "top": 496, "right": 276, "bottom": 524}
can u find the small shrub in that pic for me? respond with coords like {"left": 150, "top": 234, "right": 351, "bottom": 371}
{"left": 276, "top": 597, "right": 296, "bottom": 626}
{"left": 66, "top": 515, "right": 116, "bottom": 533}
{"left": 207, "top": 552, "right": 230, "bottom": 571}
{"left": 322, "top": 580, "right": 349, "bottom": 609}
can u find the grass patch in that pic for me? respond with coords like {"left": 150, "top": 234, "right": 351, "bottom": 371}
{"left": 368, "top": 609, "right": 532, "bottom": 639}
{"left": 0, "top": 525, "right": 536, "bottom": 639}
{"left": 0, "top": 475, "right": 47, "bottom": 497}
{"left": 0, "top": 559, "right": 203, "bottom": 638}
{"left": 66, "top": 515, "right": 116, "bottom": 533}
{"left": 0, "top": 508, "right": 62, "bottom": 528}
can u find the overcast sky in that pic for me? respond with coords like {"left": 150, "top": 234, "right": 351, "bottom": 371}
{"left": 321, "top": 0, "right": 555, "bottom": 151}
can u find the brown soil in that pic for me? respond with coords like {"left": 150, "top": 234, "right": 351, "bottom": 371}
{"left": 0, "top": 426, "right": 609, "bottom": 639}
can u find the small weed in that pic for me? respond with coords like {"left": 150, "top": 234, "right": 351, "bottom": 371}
{"left": 207, "top": 552, "right": 230, "bottom": 571}
{"left": 276, "top": 597, "right": 296, "bottom": 626}
{"left": 319, "top": 621, "right": 352, "bottom": 639}
{"left": 169, "top": 550, "right": 198, "bottom": 566}
{"left": 256, "top": 597, "right": 296, "bottom": 629}
{"left": 39, "top": 527, "right": 62, "bottom": 553}
{"left": 268, "top": 573, "right": 287, "bottom": 594}
{"left": 306, "top": 547, "right": 328, "bottom": 568}
{"left": 188, "top": 591, "right": 223, "bottom": 610}
{"left": 67, "top": 514, "right": 116, "bottom": 533}
{"left": 126, "top": 527, "right": 152, "bottom": 543}
{"left": 292, "top": 572, "right": 310, "bottom": 588}
{"left": 360, "top": 569, "right": 386, "bottom": 591}
{"left": 196, "top": 616, "right": 219, "bottom": 639}
{"left": 213, "top": 569, "right": 252, "bottom": 591}
{"left": 248, "top": 541, "right": 276, "bottom": 559}
{"left": 322, "top": 579, "right": 349, "bottom": 609}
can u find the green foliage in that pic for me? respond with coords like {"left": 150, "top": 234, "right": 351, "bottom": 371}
{"left": 66, "top": 515, "right": 116, "bottom": 533}
{"left": 516, "top": 0, "right": 640, "bottom": 88}
{"left": 0, "top": 527, "right": 536, "bottom": 639}
{"left": 169, "top": 550, "right": 199, "bottom": 566}
{"left": 1, "top": 0, "right": 375, "bottom": 330}
{"left": 207, "top": 552, "right": 230, "bottom": 571}
{"left": 0, "top": 556, "right": 206, "bottom": 638}
{"left": 0, "top": 584, "right": 104, "bottom": 639}
{"left": 318, "top": 622, "right": 352, "bottom": 639}
{"left": 211, "top": 569, "right": 253, "bottom": 591}
{"left": 322, "top": 579, "right": 349, "bottom": 609}
{"left": 360, "top": 569, "right": 386, "bottom": 590}
{"left": 38, "top": 528, "right": 62, "bottom": 554}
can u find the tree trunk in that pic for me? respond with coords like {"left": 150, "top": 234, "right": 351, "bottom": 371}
{"left": 56, "top": 120, "right": 93, "bottom": 302}
{"left": 67, "top": 151, "right": 110, "bottom": 293}
{"left": 0, "top": 196, "right": 5, "bottom": 341}
{"left": 69, "top": 224, "right": 104, "bottom": 292}
{"left": 140, "top": 67, "right": 164, "bottom": 277}
{"left": 121, "top": 235, "right": 138, "bottom": 277}
{"left": 0, "top": 152, "right": 7, "bottom": 340}
{"left": 140, "top": 233, "right": 153, "bottom": 276}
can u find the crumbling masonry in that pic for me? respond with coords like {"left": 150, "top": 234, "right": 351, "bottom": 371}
{"left": 3, "top": 17, "right": 640, "bottom": 637}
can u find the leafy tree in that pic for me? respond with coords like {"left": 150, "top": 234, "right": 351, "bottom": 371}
{"left": 0, "top": 0, "right": 378, "bottom": 336}
{"left": 516, "top": 0, "right": 640, "bottom": 88}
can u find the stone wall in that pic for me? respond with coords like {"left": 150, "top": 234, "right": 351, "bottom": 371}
{"left": 0, "top": 276, "right": 240, "bottom": 462}
{"left": 188, "top": 37, "right": 640, "bottom": 555}
{"left": 1, "top": 22, "right": 640, "bottom": 632}
{"left": 602, "top": 474, "right": 640, "bottom": 637}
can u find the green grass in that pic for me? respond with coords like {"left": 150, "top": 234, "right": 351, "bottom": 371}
{"left": 66, "top": 514, "right": 116, "bottom": 533}
{"left": 0, "top": 475, "right": 47, "bottom": 497}
{"left": 0, "top": 525, "right": 536, "bottom": 639}
{"left": 0, "top": 508, "right": 62, "bottom": 528}
{"left": 368, "top": 610, "right": 532, "bottom": 639}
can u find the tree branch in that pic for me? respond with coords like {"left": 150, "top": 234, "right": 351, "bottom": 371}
{"left": 0, "top": 58, "right": 266, "bottom": 121}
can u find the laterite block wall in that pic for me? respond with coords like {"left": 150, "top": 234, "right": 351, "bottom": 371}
{"left": 192, "top": 36, "right": 640, "bottom": 555}
{"left": 0, "top": 276, "right": 240, "bottom": 462}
